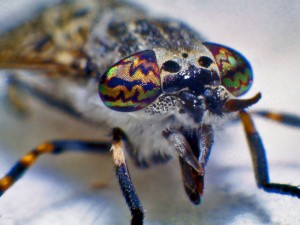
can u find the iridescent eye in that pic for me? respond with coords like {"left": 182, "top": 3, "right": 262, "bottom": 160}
{"left": 99, "top": 50, "right": 161, "bottom": 112}
{"left": 203, "top": 42, "right": 253, "bottom": 97}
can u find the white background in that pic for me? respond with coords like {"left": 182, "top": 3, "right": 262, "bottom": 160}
{"left": 0, "top": 0, "right": 299, "bottom": 225}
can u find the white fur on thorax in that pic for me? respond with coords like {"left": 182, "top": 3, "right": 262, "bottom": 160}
{"left": 18, "top": 74, "right": 235, "bottom": 163}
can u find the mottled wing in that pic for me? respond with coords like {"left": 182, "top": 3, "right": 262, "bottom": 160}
{"left": 0, "top": 1, "right": 99, "bottom": 77}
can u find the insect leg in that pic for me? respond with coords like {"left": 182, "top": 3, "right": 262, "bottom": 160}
{"left": 163, "top": 129, "right": 202, "bottom": 174}
{"left": 252, "top": 110, "right": 300, "bottom": 127}
{"left": 198, "top": 125, "right": 214, "bottom": 171}
{"left": 163, "top": 128, "right": 204, "bottom": 204}
{"left": 179, "top": 158, "right": 203, "bottom": 204}
{"left": 5, "top": 76, "right": 85, "bottom": 120}
{"left": 3, "top": 75, "right": 29, "bottom": 116}
{"left": 111, "top": 128, "right": 144, "bottom": 225}
{"left": 178, "top": 125, "right": 214, "bottom": 204}
{"left": 0, "top": 140, "right": 110, "bottom": 196}
{"left": 240, "top": 110, "right": 300, "bottom": 198}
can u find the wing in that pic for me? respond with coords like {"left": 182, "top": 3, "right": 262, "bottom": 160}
{"left": 0, "top": 0, "right": 100, "bottom": 77}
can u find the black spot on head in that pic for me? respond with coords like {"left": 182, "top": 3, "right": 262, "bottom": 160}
{"left": 182, "top": 53, "right": 188, "bottom": 58}
{"left": 162, "top": 60, "right": 181, "bottom": 73}
{"left": 198, "top": 56, "right": 213, "bottom": 68}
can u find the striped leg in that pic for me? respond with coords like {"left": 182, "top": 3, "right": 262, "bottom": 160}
{"left": 0, "top": 133, "right": 144, "bottom": 224}
{"left": 112, "top": 128, "right": 144, "bottom": 225}
{"left": 252, "top": 110, "right": 300, "bottom": 127}
{"left": 240, "top": 110, "right": 300, "bottom": 198}
{"left": 0, "top": 141, "right": 110, "bottom": 196}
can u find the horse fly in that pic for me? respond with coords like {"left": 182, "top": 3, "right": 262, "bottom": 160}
{"left": 0, "top": 0, "right": 299, "bottom": 224}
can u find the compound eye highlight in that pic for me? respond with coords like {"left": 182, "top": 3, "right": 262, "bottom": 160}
{"left": 161, "top": 60, "right": 181, "bottom": 73}
{"left": 203, "top": 42, "right": 253, "bottom": 97}
{"left": 99, "top": 50, "right": 161, "bottom": 112}
{"left": 198, "top": 56, "right": 213, "bottom": 68}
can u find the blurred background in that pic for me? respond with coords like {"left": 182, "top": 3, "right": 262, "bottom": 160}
{"left": 0, "top": 0, "right": 299, "bottom": 224}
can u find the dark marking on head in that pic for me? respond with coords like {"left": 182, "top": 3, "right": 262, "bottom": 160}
{"left": 198, "top": 56, "right": 213, "bottom": 68}
{"left": 162, "top": 60, "right": 181, "bottom": 73}
{"left": 182, "top": 52, "right": 188, "bottom": 58}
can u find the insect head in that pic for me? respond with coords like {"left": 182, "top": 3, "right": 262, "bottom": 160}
{"left": 99, "top": 43, "right": 255, "bottom": 115}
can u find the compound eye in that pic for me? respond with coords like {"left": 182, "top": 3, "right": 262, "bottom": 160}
{"left": 203, "top": 42, "right": 253, "bottom": 97}
{"left": 198, "top": 56, "right": 213, "bottom": 68}
{"left": 99, "top": 50, "right": 161, "bottom": 112}
{"left": 161, "top": 60, "right": 181, "bottom": 73}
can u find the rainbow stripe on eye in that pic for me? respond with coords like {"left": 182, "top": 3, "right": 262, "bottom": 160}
{"left": 99, "top": 50, "right": 161, "bottom": 112}
{"left": 203, "top": 42, "right": 253, "bottom": 97}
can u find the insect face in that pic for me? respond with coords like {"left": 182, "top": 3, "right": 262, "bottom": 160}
{"left": 160, "top": 47, "right": 220, "bottom": 96}
{"left": 158, "top": 47, "right": 224, "bottom": 121}
{"left": 0, "top": 1, "right": 299, "bottom": 225}
{"left": 98, "top": 43, "right": 254, "bottom": 122}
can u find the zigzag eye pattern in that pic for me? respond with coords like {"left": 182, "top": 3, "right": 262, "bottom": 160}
{"left": 204, "top": 42, "right": 253, "bottom": 97}
{"left": 99, "top": 50, "right": 161, "bottom": 112}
